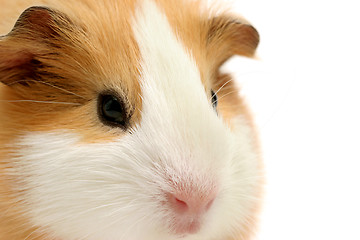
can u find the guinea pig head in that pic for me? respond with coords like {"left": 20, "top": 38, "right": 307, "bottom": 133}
{"left": 0, "top": 1, "right": 262, "bottom": 240}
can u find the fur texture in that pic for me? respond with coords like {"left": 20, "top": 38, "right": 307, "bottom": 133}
{"left": 0, "top": 0, "right": 262, "bottom": 239}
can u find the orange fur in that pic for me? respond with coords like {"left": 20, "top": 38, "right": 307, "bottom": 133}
{"left": 0, "top": 0, "right": 261, "bottom": 239}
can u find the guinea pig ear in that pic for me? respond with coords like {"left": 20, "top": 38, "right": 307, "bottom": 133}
{"left": 206, "top": 15, "right": 259, "bottom": 70}
{"left": 10, "top": 6, "right": 65, "bottom": 37}
{"left": 0, "top": 6, "right": 71, "bottom": 86}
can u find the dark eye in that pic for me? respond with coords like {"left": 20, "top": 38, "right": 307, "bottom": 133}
{"left": 211, "top": 90, "right": 218, "bottom": 109}
{"left": 98, "top": 94, "right": 127, "bottom": 128}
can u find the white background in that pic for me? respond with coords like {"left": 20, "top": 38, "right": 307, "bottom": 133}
{"left": 223, "top": 0, "right": 360, "bottom": 239}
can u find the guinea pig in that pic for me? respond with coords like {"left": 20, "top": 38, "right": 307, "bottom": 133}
{"left": 0, "top": 0, "right": 263, "bottom": 239}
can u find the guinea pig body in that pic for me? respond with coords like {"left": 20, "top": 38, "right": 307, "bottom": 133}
{"left": 0, "top": 0, "right": 263, "bottom": 240}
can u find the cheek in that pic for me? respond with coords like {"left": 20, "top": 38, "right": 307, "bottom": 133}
{"left": 9, "top": 132, "right": 160, "bottom": 239}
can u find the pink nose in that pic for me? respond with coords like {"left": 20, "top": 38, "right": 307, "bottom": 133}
{"left": 166, "top": 190, "right": 217, "bottom": 235}
{"left": 168, "top": 192, "right": 215, "bottom": 215}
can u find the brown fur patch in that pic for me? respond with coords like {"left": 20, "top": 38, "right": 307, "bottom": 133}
{"left": 0, "top": 2, "right": 143, "bottom": 142}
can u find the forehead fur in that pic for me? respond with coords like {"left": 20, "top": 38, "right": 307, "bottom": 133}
{"left": 50, "top": 0, "right": 214, "bottom": 84}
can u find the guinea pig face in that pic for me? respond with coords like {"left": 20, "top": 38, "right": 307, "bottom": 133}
{"left": 0, "top": 0, "right": 261, "bottom": 240}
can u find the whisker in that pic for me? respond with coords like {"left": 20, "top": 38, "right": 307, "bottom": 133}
{"left": 67, "top": 201, "right": 124, "bottom": 219}
{"left": 118, "top": 213, "right": 150, "bottom": 240}
{"left": 213, "top": 90, "right": 239, "bottom": 105}
{"left": 76, "top": 201, "right": 149, "bottom": 240}
{"left": 23, "top": 227, "right": 47, "bottom": 240}
{"left": 212, "top": 78, "right": 233, "bottom": 101}
{"left": 7, "top": 80, "right": 87, "bottom": 100}
{"left": 0, "top": 100, "right": 82, "bottom": 105}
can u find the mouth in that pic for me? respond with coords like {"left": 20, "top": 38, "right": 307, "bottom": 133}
{"left": 166, "top": 206, "right": 213, "bottom": 239}
{"left": 171, "top": 218, "right": 202, "bottom": 236}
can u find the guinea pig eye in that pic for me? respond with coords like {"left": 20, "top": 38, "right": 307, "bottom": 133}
{"left": 98, "top": 94, "right": 127, "bottom": 128}
{"left": 211, "top": 90, "right": 218, "bottom": 109}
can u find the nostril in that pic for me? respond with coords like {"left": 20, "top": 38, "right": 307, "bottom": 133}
{"left": 174, "top": 197, "right": 188, "bottom": 210}
{"left": 205, "top": 198, "right": 214, "bottom": 211}
{"left": 169, "top": 194, "right": 189, "bottom": 213}
{"left": 168, "top": 192, "right": 216, "bottom": 215}
{"left": 175, "top": 197, "right": 186, "bottom": 206}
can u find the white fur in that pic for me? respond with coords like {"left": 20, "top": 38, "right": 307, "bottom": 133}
{"left": 8, "top": 1, "right": 261, "bottom": 240}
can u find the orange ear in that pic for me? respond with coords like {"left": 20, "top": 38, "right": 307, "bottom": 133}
{"left": 0, "top": 47, "right": 36, "bottom": 86}
{"left": 207, "top": 15, "right": 259, "bottom": 70}
{"left": 10, "top": 6, "right": 61, "bottom": 37}
{"left": 0, "top": 7, "right": 73, "bottom": 86}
